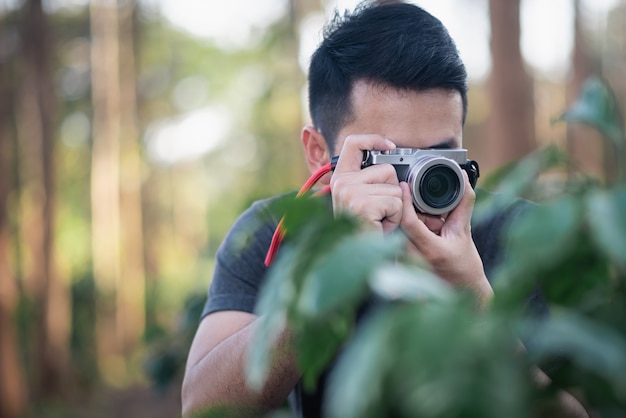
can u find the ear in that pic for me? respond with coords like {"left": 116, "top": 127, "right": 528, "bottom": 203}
{"left": 302, "top": 125, "right": 331, "bottom": 176}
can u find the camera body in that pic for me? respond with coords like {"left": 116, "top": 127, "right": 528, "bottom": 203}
{"left": 362, "top": 148, "right": 480, "bottom": 215}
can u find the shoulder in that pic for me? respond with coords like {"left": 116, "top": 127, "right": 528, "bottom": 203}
{"left": 201, "top": 193, "right": 296, "bottom": 317}
{"left": 217, "top": 193, "right": 295, "bottom": 261}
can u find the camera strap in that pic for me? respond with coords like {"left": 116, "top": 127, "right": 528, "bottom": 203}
{"left": 264, "top": 162, "right": 334, "bottom": 267}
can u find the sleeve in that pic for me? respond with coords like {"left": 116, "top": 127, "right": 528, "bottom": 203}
{"left": 200, "top": 199, "right": 280, "bottom": 318}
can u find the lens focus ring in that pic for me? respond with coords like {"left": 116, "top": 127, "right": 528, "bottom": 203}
{"left": 406, "top": 156, "right": 464, "bottom": 215}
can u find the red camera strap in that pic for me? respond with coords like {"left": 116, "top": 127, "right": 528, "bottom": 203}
{"left": 264, "top": 163, "right": 333, "bottom": 267}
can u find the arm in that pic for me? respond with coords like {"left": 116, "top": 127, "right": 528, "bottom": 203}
{"left": 181, "top": 310, "right": 300, "bottom": 417}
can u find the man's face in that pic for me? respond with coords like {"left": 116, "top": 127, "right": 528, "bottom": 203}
{"left": 332, "top": 80, "right": 464, "bottom": 155}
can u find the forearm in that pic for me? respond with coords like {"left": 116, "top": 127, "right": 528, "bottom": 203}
{"left": 181, "top": 319, "right": 300, "bottom": 417}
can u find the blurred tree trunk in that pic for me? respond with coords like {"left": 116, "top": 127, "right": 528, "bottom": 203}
{"left": 91, "top": 0, "right": 145, "bottom": 382}
{"left": 118, "top": 1, "right": 146, "bottom": 361}
{"left": 0, "top": 16, "right": 28, "bottom": 418}
{"left": 566, "top": 0, "right": 601, "bottom": 179}
{"left": 285, "top": 0, "right": 316, "bottom": 181}
{"left": 15, "top": 0, "right": 70, "bottom": 398}
{"left": 486, "top": 0, "right": 535, "bottom": 171}
{"left": 601, "top": 0, "right": 626, "bottom": 182}
{"left": 90, "top": 0, "right": 123, "bottom": 382}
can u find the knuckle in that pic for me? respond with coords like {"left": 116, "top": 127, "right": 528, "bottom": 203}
{"left": 465, "top": 184, "right": 476, "bottom": 201}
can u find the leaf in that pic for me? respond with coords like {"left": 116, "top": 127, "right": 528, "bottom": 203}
{"left": 473, "top": 145, "right": 567, "bottom": 226}
{"left": 521, "top": 310, "right": 626, "bottom": 402}
{"left": 369, "top": 263, "right": 454, "bottom": 302}
{"left": 325, "top": 302, "right": 529, "bottom": 418}
{"left": 247, "top": 197, "right": 369, "bottom": 390}
{"left": 246, "top": 309, "right": 288, "bottom": 390}
{"left": 323, "top": 307, "right": 397, "bottom": 418}
{"left": 587, "top": 188, "right": 626, "bottom": 270}
{"left": 505, "top": 196, "right": 581, "bottom": 269}
{"left": 477, "top": 145, "right": 566, "bottom": 193}
{"left": 247, "top": 242, "right": 300, "bottom": 390}
{"left": 559, "top": 76, "right": 625, "bottom": 149}
{"left": 296, "top": 313, "right": 353, "bottom": 392}
{"left": 297, "top": 231, "right": 405, "bottom": 317}
{"left": 495, "top": 194, "right": 613, "bottom": 308}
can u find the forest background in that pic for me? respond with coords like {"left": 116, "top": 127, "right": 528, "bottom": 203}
{"left": 0, "top": 0, "right": 624, "bottom": 417}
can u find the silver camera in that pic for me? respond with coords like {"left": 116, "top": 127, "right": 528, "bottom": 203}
{"left": 362, "top": 148, "right": 480, "bottom": 215}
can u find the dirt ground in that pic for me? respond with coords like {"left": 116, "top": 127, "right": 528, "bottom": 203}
{"left": 34, "top": 381, "right": 181, "bottom": 418}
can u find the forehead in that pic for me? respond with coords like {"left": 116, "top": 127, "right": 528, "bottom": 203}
{"left": 334, "top": 80, "right": 464, "bottom": 153}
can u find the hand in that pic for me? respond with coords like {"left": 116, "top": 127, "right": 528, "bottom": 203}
{"left": 331, "top": 135, "right": 403, "bottom": 233}
{"left": 400, "top": 172, "right": 493, "bottom": 305}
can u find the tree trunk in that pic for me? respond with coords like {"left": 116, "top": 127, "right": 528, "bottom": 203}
{"left": 90, "top": 0, "right": 124, "bottom": 382}
{"left": 16, "top": 0, "right": 70, "bottom": 398}
{"left": 602, "top": 0, "right": 626, "bottom": 183}
{"left": 91, "top": 0, "right": 146, "bottom": 382}
{"left": 118, "top": 1, "right": 146, "bottom": 361}
{"left": 486, "top": 0, "right": 535, "bottom": 171}
{"left": 565, "top": 0, "right": 602, "bottom": 180}
{"left": 0, "top": 15, "right": 28, "bottom": 417}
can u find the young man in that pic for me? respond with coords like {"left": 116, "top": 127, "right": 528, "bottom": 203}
{"left": 182, "top": 2, "right": 562, "bottom": 417}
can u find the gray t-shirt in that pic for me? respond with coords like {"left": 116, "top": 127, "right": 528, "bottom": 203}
{"left": 201, "top": 191, "right": 536, "bottom": 417}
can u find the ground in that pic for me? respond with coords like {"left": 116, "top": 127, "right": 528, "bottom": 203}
{"left": 34, "top": 380, "right": 181, "bottom": 418}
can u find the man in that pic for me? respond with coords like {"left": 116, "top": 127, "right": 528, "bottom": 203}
{"left": 181, "top": 2, "right": 581, "bottom": 417}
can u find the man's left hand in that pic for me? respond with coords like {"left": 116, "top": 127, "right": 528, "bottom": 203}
{"left": 399, "top": 171, "right": 493, "bottom": 306}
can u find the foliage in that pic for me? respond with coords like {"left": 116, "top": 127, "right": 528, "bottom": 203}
{"left": 246, "top": 77, "right": 626, "bottom": 417}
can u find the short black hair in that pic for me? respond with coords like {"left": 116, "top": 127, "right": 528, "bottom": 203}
{"left": 308, "top": 0, "right": 468, "bottom": 150}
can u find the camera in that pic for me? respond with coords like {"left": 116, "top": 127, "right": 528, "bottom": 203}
{"left": 362, "top": 148, "right": 480, "bottom": 215}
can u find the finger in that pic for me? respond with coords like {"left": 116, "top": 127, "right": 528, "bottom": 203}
{"left": 441, "top": 171, "right": 475, "bottom": 233}
{"left": 333, "top": 134, "right": 396, "bottom": 175}
{"left": 399, "top": 182, "right": 434, "bottom": 248}
{"left": 350, "top": 195, "right": 403, "bottom": 231}
{"left": 332, "top": 164, "right": 399, "bottom": 190}
{"left": 333, "top": 183, "right": 403, "bottom": 208}
{"left": 415, "top": 212, "right": 446, "bottom": 235}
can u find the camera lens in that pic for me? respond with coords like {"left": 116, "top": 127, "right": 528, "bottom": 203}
{"left": 419, "top": 165, "right": 460, "bottom": 209}
{"left": 407, "top": 155, "right": 465, "bottom": 215}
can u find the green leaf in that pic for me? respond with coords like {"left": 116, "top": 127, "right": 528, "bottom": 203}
{"left": 495, "top": 194, "right": 613, "bottom": 308}
{"left": 247, "top": 197, "right": 366, "bottom": 390}
{"left": 296, "top": 313, "right": 353, "bottom": 392}
{"left": 325, "top": 302, "right": 529, "bottom": 418}
{"left": 477, "top": 145, "right": 566, "bottom": 193}
{"left": 369, "top": 263, "right": 454, "bottom": 302}
{"left": 505, "top": 196, "right": 581, "bottom": 269}
{"left": 246, "top": 309, "right": 288, "bottom": 390}
{"left": 559, "top": 77, "right": 625, "bottom": 149}
{"left": 297, "top": 231, "right": 405, "bottom": 317}
{"left": 323, "top": 307, "right": 398, "bottom": 418}
{"left": 587, "top": 188, "right": 626, "bottom": 270}
{"left": 473, "top": 145, "right": 567, "bottom": 226}
{"left": 522, "top": 310, "right": 626, "bottom": 402}
{"left": 246, "top": 243, "right": 302, "bottom": 390}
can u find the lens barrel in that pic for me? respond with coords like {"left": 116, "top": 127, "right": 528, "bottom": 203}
{"left": 407, "top": 156, "right": 464, "bottom": 215}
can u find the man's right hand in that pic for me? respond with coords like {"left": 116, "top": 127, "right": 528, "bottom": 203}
{"left": 330, "top": 134, "right": 403, "bottom": 233}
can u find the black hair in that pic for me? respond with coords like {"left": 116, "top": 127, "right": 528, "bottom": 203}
{"left": 308, "top": 0, "right": 468, "bottom": 150}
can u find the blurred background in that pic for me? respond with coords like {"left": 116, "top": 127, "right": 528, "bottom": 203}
{"left": 0, "top": 0, "right": 624, "bottom": 416}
